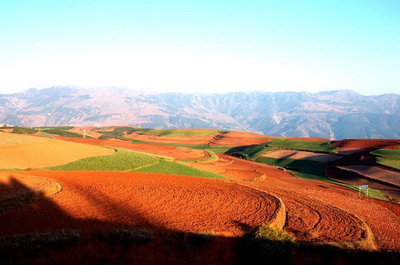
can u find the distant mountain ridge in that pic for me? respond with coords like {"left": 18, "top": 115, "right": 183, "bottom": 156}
{"left": 1, "top": 86, "right": 399, "bottom": 139}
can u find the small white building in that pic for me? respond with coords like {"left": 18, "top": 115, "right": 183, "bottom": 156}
{"left": 0, "top": 123, "right": 14, "bottom": 128}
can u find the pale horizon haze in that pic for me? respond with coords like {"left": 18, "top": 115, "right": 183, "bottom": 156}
{"left": 0, "top": 0, "right": 399, "bottom": 95}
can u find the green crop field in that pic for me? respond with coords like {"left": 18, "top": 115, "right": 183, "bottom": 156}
{"left": 206, "top": 146, "right": 231, "bottom": 154}
{"left": 371, "top": 148, "right": 400, "bottom": 157}
{"left": 226, "top": 143, "right": 277, "bottom": 160}
{"left": 40, "top": 129, "right": 88, "bottom": 138}
{"left": 181, "top": 150, "right": 219, "bottom": 162}
{"left": 375, "top": 157, "right": 400, "bottom": 171}
{"left": 133, "top": 160, "right": 226, "bottom": 179}
{"left": 267, "top": 139, "right": 337, "bottom": 153}
{"left": 256, "top": 157, "right": 325, "bottom": 177}
{"left": 45, "top": 147, "right": 226, "bottom": 179}
{"left": 255, "top": 157, "right": 386, "bottom": 200}
{"left": 45, "top": 148, "right": 160, "bottom": 171}
{"left": 11, "top": 127, "right": 38, "bottom": 134}
{"left": 371, "top": 148, "right": 400, "bottom": 170}
{"left": 97, "top": 127, "right": 151, "bottom": 139}
{"left": 142, "top": 129, "right": 218, "bottom": 137}
{"left": 40, "top": 126, "right": 74, "bottom": 130}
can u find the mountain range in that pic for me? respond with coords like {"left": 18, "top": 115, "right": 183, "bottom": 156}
{"left": 1, "top": 86, "right": 399, "bottom": 139}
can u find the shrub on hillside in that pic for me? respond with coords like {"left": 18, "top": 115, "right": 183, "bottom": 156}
{"left": 241, "top": 225, "right": 297, "bottom": 265}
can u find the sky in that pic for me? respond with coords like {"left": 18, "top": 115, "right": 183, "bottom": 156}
{"left": 0, "top": 0, "right": 399, "bottom": 95}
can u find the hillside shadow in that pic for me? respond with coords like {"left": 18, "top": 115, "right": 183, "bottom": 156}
{"left": 0, "top": 177, "right": 47, "bottom": 212}
{"left": 1, "top": 175, "right": 399, "bottom": 264}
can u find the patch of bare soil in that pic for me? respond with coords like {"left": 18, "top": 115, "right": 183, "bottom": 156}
{"left": 0, "top": 171, "right": 282, "bottom": 238}
{"left": 187, "top": 154, "right": 400, "bottom": 250}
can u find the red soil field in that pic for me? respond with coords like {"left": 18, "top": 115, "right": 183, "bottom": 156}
{"left": 0, "top": 171, "right": 282, "bottom": 237}
{"left": 187, "top": 154, "right": 400, "bottom": 250}
{"left": 0, "top": 173, "right": 62, "bottom": 204}
{"left": 3, "top": 132, "right": 400, "bottom": 252}
{"left": 331, "top": 139, "right": 400, "bottom": 151}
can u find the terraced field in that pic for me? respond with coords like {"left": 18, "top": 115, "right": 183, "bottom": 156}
{"left": 184, "top": 154, "right": 399, "bottom": 250}
{"left": 2, "top": 126, "right": 400, "bottom": 263}
{"left": 371, "top": 148, "right": 400, "bottom": 170}
{"left": 267, "top": 139, "right": 338, "bottom": 153}
{"left": 0, "top": 171, "right": 282, "bottom": 236}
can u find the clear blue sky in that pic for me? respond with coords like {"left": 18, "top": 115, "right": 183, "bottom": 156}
{"left": 0, "top": 0, "right": 399, "bottom": 95}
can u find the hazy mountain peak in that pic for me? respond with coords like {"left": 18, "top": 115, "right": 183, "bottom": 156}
{"left": 1, "top": 86, "right": 399, "bottom": 139}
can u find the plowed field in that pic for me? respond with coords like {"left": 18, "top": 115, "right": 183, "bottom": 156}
{"left": 0, "top": 173, "right": 62, "bottom": 208}
{"left": 0, "top": 171, "right": 282, "bottom": 237}
{"left": 0, "top": 133, "right": 114, "bottom": 169}
{"left": 332, "top": 139, "right": 400, "bottom": 151}
{"left": 186, "top": 154, "right": 400, "bottom": 250}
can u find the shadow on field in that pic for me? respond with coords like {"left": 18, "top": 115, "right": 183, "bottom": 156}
{"left": 0, "top": 177, "right": 399, "bottom": 265}
{"left": 0, "top": 177, "right": 45, "bottom": 212}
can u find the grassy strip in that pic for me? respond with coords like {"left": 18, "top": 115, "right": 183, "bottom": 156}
{"left": 205, "top": 147, "right": 231, "bottom": 154}
{"left": 11, "top": 127, "right": 38, "bottom": 134}
{"left": 142, "top": 129, "right": 218, "bottom": 137}
{"left": 44, "top": 148, "right": 160, "bottom": 171}
{"left": 371, "top": 149, "right": 400, "bottom": 171}
{"left": 40, "top": 126, "right": 74, "bottom": 130}
{"left": 241, "top": 145, "right": 277, "bottom": 160}
{"left": 98, "top": 127, "right": 151, "bottom": 139}
{"left": 133, "top": 160, "right": 227, "bottom": 179}
{"left": 227, "top": 143, "right": 277, "bottom": 160}
{"left": 40, "top": 129, "right": 88, "bottom": 138}
{"left": 255, "top": 157, "right": 386, "bottom": 200}
{"left": 256, "top": 157, "right": 325, "bottom": 176}
{"left": 267, "top": 139, "right": 337, "bottom": 153}
{"left": 180, "top": 150, "right": 219, "bottom": 162}
{"left": 371, "top": 148, "right": 400, "bottom": 157}
{"left": 375, "top": 157, "right": 400, "bottom": 171}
